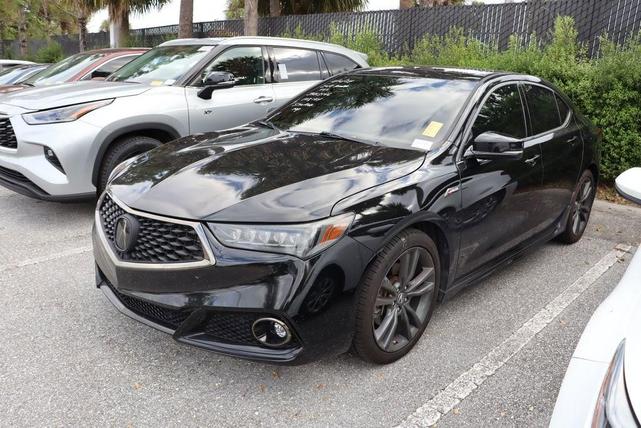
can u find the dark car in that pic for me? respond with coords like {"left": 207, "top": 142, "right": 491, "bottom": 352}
{"left": 93, "top": 67, "right": 600, "bottom": 364}
{"left": 0, "top": 48, "right": 147, "bottom": 94}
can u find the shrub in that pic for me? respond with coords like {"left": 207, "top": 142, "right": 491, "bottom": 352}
{"left": 33, "top": 41, "right": 64, "bottom": 63}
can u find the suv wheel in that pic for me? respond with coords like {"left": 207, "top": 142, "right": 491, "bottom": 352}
{"left": 353, "top": 229, "right": 440, "bottom": 364}
{"left": 97, "top": 135, "right": 161, "bottom": 194}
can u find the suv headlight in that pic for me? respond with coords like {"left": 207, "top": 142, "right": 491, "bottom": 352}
{"left": 593, "top": 340, "right": 638, "bottom": 427}
{"left": 208, "top": 213, "right": 354, "bottom": 259}
{"left": 22, "top": 99, "right": 114, "bottom": 125}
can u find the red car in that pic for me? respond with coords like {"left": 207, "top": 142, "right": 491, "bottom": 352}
{"left": 0, "top": 48, "right": 148, "bottom": 94}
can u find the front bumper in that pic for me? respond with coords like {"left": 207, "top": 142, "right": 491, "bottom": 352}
{"left": 0, "top": 114, "right": 100, "bottom": 199}
{"left": 93, "top": 196, "right": 373, "bottom": 364}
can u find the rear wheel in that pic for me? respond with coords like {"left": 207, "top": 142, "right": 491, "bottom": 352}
{"left": 557, "top": 170, "right": 595, "bottom": 244}
{"left": 97, "top": 135, "right": 162, "bottom": 194}
{"left": 353, "top": 229, "right": 440, "bottom": 364}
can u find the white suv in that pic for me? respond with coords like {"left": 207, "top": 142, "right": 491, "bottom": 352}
{"left": 0, "top": 37, "right": 367, "bottom": 200}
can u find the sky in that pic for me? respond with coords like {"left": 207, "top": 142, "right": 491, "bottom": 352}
{"left": 87, "top": 0, "right": 509, "bottom": 33}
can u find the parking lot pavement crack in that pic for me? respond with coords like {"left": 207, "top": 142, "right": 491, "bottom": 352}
{"left": 395, "top": 244, "right": 632, "bottom": 428}
{"left": 0, "top": 246, "right": 92, "bottom": 273}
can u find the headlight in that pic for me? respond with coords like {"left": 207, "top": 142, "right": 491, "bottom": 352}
{"left": 208, "top": 213, "right": 354, "bottom": 259}
{"left": 593, "top": 340, "right": 638, "bottom": 427}
{"left": 22, "top": 99, "right": 114, "bottom": 125}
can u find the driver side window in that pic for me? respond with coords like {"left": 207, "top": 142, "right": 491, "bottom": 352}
{"left": 199, "top": 46, "right": 265, "bottom": 86}
{"left": 472, "top": 84, "right": 526, "bottom": 140}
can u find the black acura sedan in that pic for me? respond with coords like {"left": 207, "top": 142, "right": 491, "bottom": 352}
{"left": 93, "top": 67, "right": 600, "bottom": 364}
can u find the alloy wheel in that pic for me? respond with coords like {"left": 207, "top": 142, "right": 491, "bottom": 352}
{"left": 372, "top": 247, "right": 436, "bottom": 353}
{"left": 571, "top": 177, "right": 594, "bottom": 236}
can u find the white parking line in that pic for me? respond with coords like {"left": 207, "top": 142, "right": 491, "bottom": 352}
{"left": 397, "top": 243, "right": 632, "bottom": 428}
{"left": 0, "top": 246, "right": 92, "bottom": 273}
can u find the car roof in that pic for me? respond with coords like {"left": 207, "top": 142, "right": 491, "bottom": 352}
{"left": 354, "top": 66, "right": 501, "bottom": 80}
{"left": 0, "top": 59, "right": 35, "bottom": 65}
{"left": 83, "top": 48, "right": 149, "bottom": 56}
{"left": 160, "top": 37, "right": 368, "bottom": 64}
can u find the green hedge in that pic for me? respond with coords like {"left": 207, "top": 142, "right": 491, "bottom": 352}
{"left": 287, "top": 17, "right": 641, "bottom": 182}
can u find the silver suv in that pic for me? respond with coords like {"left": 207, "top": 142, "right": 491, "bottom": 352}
{"left": 0, "top": 37, "right": 368, "bottom": 200}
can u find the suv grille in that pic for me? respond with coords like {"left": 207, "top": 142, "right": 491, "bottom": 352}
{"left": 0, "top": 118, "right": 17, "bottom": 149}
{"left": 99, "top": 194, "right": 205, "bottom": 264}
{"left": 109, "top": 284, "right": 191, "bottom": 329}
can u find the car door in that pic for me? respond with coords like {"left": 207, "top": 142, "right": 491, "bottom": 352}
{"left": 269, "top": 47, "right": 324, "bottom": 110}
{"left": 185, "top": 46, "right": 276, "bottom": 133}
{"left": 455, "top": 82, "right": 545, "bottom": 278}
{"left": 522, "top": 84, "right": 584, "bottom": 226}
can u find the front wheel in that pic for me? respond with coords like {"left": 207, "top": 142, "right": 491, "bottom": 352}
{"left": 557, "top": 170, "right": 596, "bottom": 244}
{"left": 353, "top": 229, "right": 440, "bottom": 364}
{"left": 97, "top": 135, "right": 162, "bottom": 195}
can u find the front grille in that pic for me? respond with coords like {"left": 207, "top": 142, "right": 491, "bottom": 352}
{"left": 99, "top": 194, "right": 205, "bottom": 264}
{"left": 0, "top": 119, "right": 17, "bottom": 149}
{"left": 109, "top": 284, "right": 191, "bottom": 329}
{"left": 0, "top": 165, "right": 29, "bottom": 183}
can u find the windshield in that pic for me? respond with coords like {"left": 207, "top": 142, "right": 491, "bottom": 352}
{"left": 269, "top": 73, "right": 478, "bottom": 149}
{"left": 108, "top": 45, "right": 213, "bottom": 85}
{"left": 0, "top": 66, "right": 38, "bottom": 84}
{"left": 24, "top": 52, "right": 106, "bottom": 86}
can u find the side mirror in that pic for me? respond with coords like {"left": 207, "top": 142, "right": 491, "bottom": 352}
{"left": 615, "top": 167, "right": 641, "bottom": 204}
{"left": 197, "top": 71, "right": 235, "bottom": 100}
{"left": 470, "top": 131, "right": 524, "bottom": 160}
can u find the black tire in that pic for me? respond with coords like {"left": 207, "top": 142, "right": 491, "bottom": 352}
{"left": 557, "top": 169, "right": 596, "bottom": 244}
{"left": 97, "top": 135, "right": 162, "bottom": 194}
{"left": 353, "top": 229, "right": 440, "bottom": 364}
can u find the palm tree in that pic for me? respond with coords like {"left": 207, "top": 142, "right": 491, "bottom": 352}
{"left": 91, "top": 0, "right": 169, "bottom": 47}
{"left": 178, "top": 0, "right": 193, "bottom": 38}
{"left": 244, "top": 0, "right": 258, "bottom": 36}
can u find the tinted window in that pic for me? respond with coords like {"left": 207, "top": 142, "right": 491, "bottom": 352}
{"left": 270, "top": 74, "right": 477, "bottom": 148}
{"left": 323, "top": 52, "right": 358, "bottom": 75}
{"left": 472, "top": 84, "right": 526, "bottom": 139}
{"left": 25, "top": 52, "right": 106, "bottom": 86}
{"left": 273, "top": 48, "right": 321, "bottom": 82}
{"left": 96, "top": 55, "right": 137, "bottom": 75}
{"left": 556, "top": 94, "right": 570, "bottom": 122}
{"left": 109, "top": 45, "right": 214, "bottom": 85}
{"left": 199, "top": 46, "right": 264, "bottom": 86}
{"left": 524, "top": 84, "right": 562, "bottom": 135}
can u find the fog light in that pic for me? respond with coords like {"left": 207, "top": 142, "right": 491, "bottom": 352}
{"left": 43, "top": 146, "right": 65, "bottom": 173}
{"left": 252, "top": 317, "right": 292, "bottom": 347}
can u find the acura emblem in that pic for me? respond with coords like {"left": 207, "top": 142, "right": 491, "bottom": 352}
{"left": 114, "top": 214, "right": 139, "bottom": 252}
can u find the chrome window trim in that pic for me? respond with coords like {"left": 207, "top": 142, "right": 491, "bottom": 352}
{"left": 95, "top": 190, "right": 216, "bottom": 270}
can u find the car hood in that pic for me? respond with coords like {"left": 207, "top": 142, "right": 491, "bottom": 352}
{"left": 109, "top": 127, "right": 426, "bottom": 222}
{"left": 0, "top": 81, "right": 151, "bottom": 111}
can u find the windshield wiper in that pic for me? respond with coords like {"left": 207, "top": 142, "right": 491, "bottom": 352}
{"left": 318, "top": 131, "right": 379, "bottom": 146}
{"left": 253, "top": 119, "right": 282, "bottom": 133}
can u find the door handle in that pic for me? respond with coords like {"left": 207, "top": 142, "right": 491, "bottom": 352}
{"left": 524, "top": 154, "right": 540, "bottom": 166}
{"left": 567, "top": 136, "right": 579, "bottom": 145}
{"left": 253, "top": 96, "right": 274, "bottom": 104}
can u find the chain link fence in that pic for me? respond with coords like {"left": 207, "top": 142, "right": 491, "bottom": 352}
{"left": 4, "top": 0, "right": 641, "bottom": 58}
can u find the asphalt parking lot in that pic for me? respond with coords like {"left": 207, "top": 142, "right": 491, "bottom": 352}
{"left": 1, "top": 186, "right": 640, "bottom": 427}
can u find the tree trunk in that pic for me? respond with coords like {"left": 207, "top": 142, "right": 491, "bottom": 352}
{"left": 400, "top": 0, "right": 414, "bottom": 8}
{"left": 78, "top": 15, "right": 88, "bottom": 52}
{"left": 42, "top": 0, "right": 51, "bottom": 42}
{"left": 179, "top": 0, "right": 194, "bottom": 38}
{"left": 18, "top": 6, "right": 27, "bottom": 58}
{"left": 244, "top": 0, "right": 258, "bottom": 36}
{"left": 119, "top": 12, "right": 130, "bottom": 47}
{"left": 269, "top": 0, "right": 280, "bottom": 16}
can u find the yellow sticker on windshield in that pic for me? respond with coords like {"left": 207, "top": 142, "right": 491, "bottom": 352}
{"left": 422, "top": 121, "right": 444, "bottom": 138}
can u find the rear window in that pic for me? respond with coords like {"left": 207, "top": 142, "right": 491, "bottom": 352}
{"left": 273, "top": 47, "right": 321, "bottom": 82}
{"left": 555, "top": 94, "right": 570, "bottom": 123}
{"left": 523, "top": 84, "right": 562, "bottom": 135}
